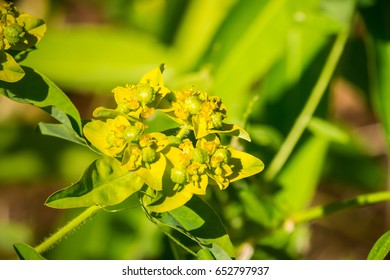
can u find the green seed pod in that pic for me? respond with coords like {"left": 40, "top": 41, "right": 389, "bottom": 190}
{"left": 184, "top": 96, "right": 202, "bottom": 115}
{"left": 116, "top": 103, "right": 130, "bottom": 114}
{"left": 123, "top": 125, "right": 142, "bottom": 143}
{"left": 136, "top": 83, "right": 155, "bottom": 104}
{"left": 142, "top": 146, "right": 156, "bottom": 163}
{"left": 191, "top": 148, "right": 208, "bottom": 164}
{"left": 171, "top": 166, "right": 187, "bottom": 185}
{"left": 167, "top": 135, "right": 182, "bottom": 147}
{"left": 4, "top": 24, "right": 23, "bottom": 44}
{"left": 210, "top": 112, "right": 224, "bottom": 129}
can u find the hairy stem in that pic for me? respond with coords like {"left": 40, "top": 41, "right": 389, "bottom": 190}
{"left": 34, "top": 205, "right": 102, "bottom": 254}
{"left": 264, "top": 30, "right": 349, "bottom": 181}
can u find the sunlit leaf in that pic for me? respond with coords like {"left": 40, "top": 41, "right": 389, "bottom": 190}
{"left": 155, "top": 195, "right": 234, "bottom": 259}
{"left": 0, "top": 66, "right": 82, "bottom": 135}
{"left": 367, "top": 229, "right": 390, "bottom": 260}
{"left": 38, "top": 123, "right": 88, "bottom": 147}
{"left": 13, "top": 243, "right": 45, "bottom": 260}
{"left": 46, "top": 156, "right": 144, "bottom": 208}
{"left": 145, "top": 187, "right": 193, "bottom": 213}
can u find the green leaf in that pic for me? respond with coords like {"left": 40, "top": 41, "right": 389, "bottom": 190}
{"left": 275, "top": 135, "right": 329, "bottom": 212}
{"left": 155, "top": 195, "right": 235, "bottom": 259}
{"left": 13, "top": 243, "right": 45, "bottom": 260}
{"left": 367, "top": 229, "right": 390, "bottom": 260}
{"left": 45, "top": 156, "right": 144, "bottom": 209}
{"left": 0, "top": 51, "right": 25, "bottom": 82}
{"left": 0, "top": 66, "right": 82, "bottom": 135}
{"left": 22, "top": 26, "right": 171, "bottom": 93}
{"left": 308, "top": 117, "right": 350, "bottom": 144}
{"left": 38, "top": 123, "right": 88, "bottom": 146}
{"left": 196, "top": 248, "right": 216, "bottom": 260}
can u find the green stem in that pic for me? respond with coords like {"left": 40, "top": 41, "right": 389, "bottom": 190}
{"left": 264, "top": 30, "right": 349, "bottom": 182}
{"left": 34, "top": 205, "right": 102, "bottom": 254}
{"left": 176, "top": 125, "right": 189, "bottom": 139}
{"left": 290, "top": 191, "right": 390, "bottom": 224}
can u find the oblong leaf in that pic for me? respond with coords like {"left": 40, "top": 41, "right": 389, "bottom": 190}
{"left": 367, "top": 229, "right": 390, "bottom": 260}
{"left": 45, "top": 156, "right": 144, "bottom": 208}
{"left": 38, "top": 123, "right": 87, "bottom": 146}
{"left": 155, "top": 195, "right": 235, "bottom": 259}
{"left": 0, "top": 66, "right": 82, "bottom": 135}
{"left": 13, "top": 243, "right": 45, "bottom": 260}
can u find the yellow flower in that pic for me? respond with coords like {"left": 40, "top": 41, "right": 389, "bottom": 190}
{"left": 112, "top": 66, "right": 170, "bottom": 119}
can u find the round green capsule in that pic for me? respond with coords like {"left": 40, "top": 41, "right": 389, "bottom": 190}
{"left": 210, "top": 112, "right": 224, "bottom": 129}
{"left": 171, "top": 166, "right": 187, "bottom": 185}
{"left": 136, "top": 83, "right": 155, "bottom": 104}
{"left": 184, "top": 96, "right": 202, "bottom": 115}
{"left": 142, "top": 146, "right": 156, "bottom": 163}
{"left": 212, "top": 148, "right": 231, "bottom": 164}
{"left": 4, "top": 24, "right": 23, "bottom": 44}
{"left": 191, "top": 148, "right": 209, "bottom": 164}
{"left": 123, "top": 125, "right": 142, "bottom": 143}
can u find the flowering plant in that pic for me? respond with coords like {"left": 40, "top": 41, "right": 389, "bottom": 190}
{"left": 59, "top": 65, "right": 264, "bottom": 214}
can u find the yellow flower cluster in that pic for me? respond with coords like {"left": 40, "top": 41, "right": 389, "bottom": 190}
{"left": 0, "top": 0, "right": 46, "bottom": 82}
{"left": 83, "top": 65, "right": 264, "bottom": 212}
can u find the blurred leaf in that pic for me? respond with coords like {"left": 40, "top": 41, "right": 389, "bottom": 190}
{"left": 308, "top": 117, "right": 350, "bottom": 144}
{"left": 22, "top": 27, "right": 171, "bottom": 93}
{"left": 155, "top": 195, "right": 234, "bottom": 259}
{"left": 275, "top": 135, "right": 329, "bottom": 212}
{"left": 238, "top": 188, "right": 283, "bottom": 228}
{"left": 0, "top": 66, "right": 82, "bottom": 135}
{"left": 361, "top": 0, "right": 390, "bottom": 150}
{"left": 367, "top": 230, "right": 390, "bottom": 260}
{"left": 45, "top": 156, "right": 144, "bottom": 209}
{"left": 247, "top": 124, "right": 283, "bottom": 150}
{"left": 370, "top": 41, "right": 390, "bottom": 151}
{"left": 13, "top": 243, "right": 45, "bottom": 260}
{"left": 172, "top": 0, "right": 235, "bottom": 70}
{"left": 202, "top": 0, "right": 354, "bottom": 123}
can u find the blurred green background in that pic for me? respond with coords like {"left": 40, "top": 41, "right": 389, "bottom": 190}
{"left": 1, "top": 0, "right": 390, "bottom": 259}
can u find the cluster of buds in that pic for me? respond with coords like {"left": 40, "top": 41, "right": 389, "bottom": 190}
{"left": 83, "top": 65, "right": 264, "bottom": 212}
{"left": 0, "top": 0, "right": 46, "bottom": 82}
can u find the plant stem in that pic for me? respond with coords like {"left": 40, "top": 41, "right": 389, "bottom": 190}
{"left": 264, "top": 30, "right": 349, "bottom": 182}
{"left": 176, "top": 125, "right": 189, "bottom": 139}
{"left": 34, "top": 205, "right": 102, "bottom": 254}
{"left": 290, "top": 191, "right": 390, "bottom": 224}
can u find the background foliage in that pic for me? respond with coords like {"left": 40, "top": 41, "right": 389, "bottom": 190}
{"left": 1, "top": 0, "right": 390, "bottom": 259}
